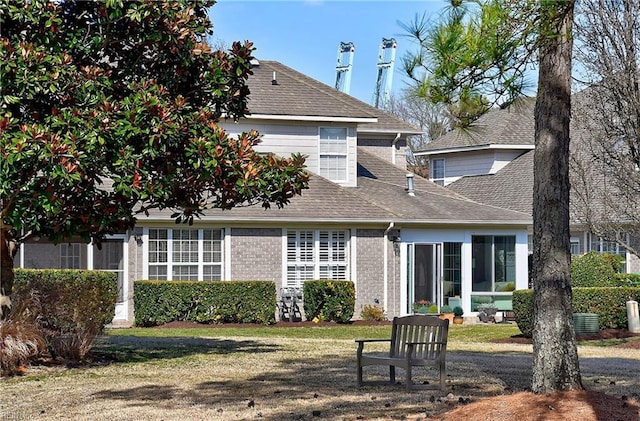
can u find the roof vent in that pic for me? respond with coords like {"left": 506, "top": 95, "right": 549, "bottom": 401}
{"left": 272, "top": 71, "right": 278, "bottom": 85}
{"left": 406, "top": 173, "right": 415, "bottom": 196}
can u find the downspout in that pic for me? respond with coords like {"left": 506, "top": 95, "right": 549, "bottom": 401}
{"left": 383, "top": 222, "right": 395, "bottom": 314}
{"left": 391, "top": 132, "right": 401, "bottom": 166}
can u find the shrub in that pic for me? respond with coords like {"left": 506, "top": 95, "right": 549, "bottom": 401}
{"left": 0, "top": 291, "right": 46, "bottom": 376}
{"left": 453, "top": 306, "right": 464, "bottom": 317}
{"left": 616, "top": 273, "right": 640, "bottom": 287}
{"left": 571, "top": 252, "right": 621, "bottom": 287}
{"left": 303, "top": 280, "right": 355, "bottom": 323}
{"left": 13, "top": 269, "right": 117, "bottom": 361}
{"left": 440, "top": 305, "right": 453, "bottom": 313}
{"left": 513, "top": 287, "right": 640, "bottom": 337}
{"left": 360, "top": 304, "right": 386, "bottom": 321}
{"left": 134, "top": 280, "right": 277, "bottom": 326}
{"left": 427, "top": 304, "right": 439, "bottom": 314}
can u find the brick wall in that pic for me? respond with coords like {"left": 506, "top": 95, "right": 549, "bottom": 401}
{"left": 229, "top": 227, "right": 282, "bottom": 284}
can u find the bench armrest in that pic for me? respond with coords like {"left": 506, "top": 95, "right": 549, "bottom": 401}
{"left": 355, "top": 339, "right": 391, "bottom": 344}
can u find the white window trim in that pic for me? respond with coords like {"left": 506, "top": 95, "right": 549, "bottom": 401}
{"left": 143, "top": 227, "right": 224, "bottom": 281}
{"left": 284, "top": 228, "right": 350, "bottom": 288}
{"left": 431, "top": 158, "right": 445, "bottom": 186}
{"left": 319, "top": 127, "right": 348, "bottom": 183}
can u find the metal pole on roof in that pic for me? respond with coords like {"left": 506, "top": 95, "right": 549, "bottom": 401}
{"left": 373, "top": 37, "right": 397, "bottom": 109}
{"left": 335, "top": 41, "right": 355, "bottom": 94}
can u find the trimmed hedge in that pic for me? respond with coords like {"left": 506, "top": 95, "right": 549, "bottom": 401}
{"left": 571, "top": 252, "right": 622, "bottom": 287}
{"left": 303, "top": 280, "right": 355, "bottom": 323}
{"left": 513, "top": 287, "right": 640, "bottom": 337}
{"left": 13, "top": 269, "right": 117, "bottom": 360}
{"left": 134, "top": 280, "right": 277, "bottom": 326}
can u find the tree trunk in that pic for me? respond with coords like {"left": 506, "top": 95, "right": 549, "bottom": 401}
{"left": 532, "top": 1, "right": 582, "bottom": 393}
{"left": 0, "top": 227, "right": 17, "bottom": 318}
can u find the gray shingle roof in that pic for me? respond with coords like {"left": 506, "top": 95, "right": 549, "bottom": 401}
{"left": 417, "top": 97, "right": 536, "bottom": 153}
{"left": 140, "top": 148, "right": 531, "bottom": 226}
{"left": 447, "top": 150, "right": 534, "bottom": 215}
{"left": 246, "top": 60, "right": 422, "bottom": 134}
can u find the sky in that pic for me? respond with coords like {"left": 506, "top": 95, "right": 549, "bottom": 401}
{"left": 209, "top": 0, "right": 449, "bottom": 106}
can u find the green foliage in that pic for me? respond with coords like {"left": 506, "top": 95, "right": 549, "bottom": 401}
{"left": 571, "top": 252, "right": 623, "bottom": 287}
{"left": 13, "top": 269, "right": 117, "bottom": 360}
{"left": 440, "top": 305, "right": 453, "bottom": 313}
{"left": 303, "top": 281, "right": 355, "bottom": 323}
{"left": 453, "top": 306, "right": 464, "bottom": 317}
{"left": 616, "top": 273, "right": 640, "bottom": 286}
{"left": 512, "top": 289, "right": 534, "bottom": 337}
{"left": 0, "top": 0, "right": 309, "bottom": 299}
{"left": 427, "top": 304, "right": 440, "bottom": 314}
{"left": 513, "top": 287, "right": 640, "bottom": 337}
{"left": 134, "top": 280, "right": 276, "bottom": 326}
{"left": 401, "top": 0, "right": 537, "bottom": 127}
{"left": 359, "top": 305, "right": 387, "bottom": 321}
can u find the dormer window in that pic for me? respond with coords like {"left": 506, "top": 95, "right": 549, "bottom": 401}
{"left": 319, "top": 127, "right": 348, "bottom": 182}
{"left": 431, "top": 158, "right": 445, "bottom": 186}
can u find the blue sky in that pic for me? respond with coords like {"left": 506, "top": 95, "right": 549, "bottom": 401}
{"left": 209, "top": 1, "right": 449, "bottom": 105}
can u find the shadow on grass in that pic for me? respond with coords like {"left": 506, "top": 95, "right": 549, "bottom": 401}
{"left": 93, "top": 335, "right": 281, "bottom": 363}
{"left": 87, "top": 336, "right": 640, "bottom": 421}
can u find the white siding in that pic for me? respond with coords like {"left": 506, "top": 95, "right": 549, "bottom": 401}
{"left": 431, "top": 150, "right": 524, "bottom": 186}
{"left": 220, "top": 120, "right": 359, "bottom": 187}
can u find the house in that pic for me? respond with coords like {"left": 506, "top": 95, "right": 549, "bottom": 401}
{"left": 413, "top": 97, "right": 639, "bottom": 273}
{"left": 17, "top": 60, "right": 531, "bottom": 325}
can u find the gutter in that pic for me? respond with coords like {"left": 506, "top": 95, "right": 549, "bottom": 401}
{"left": 383, "top": 222, "right": 396, "bottom": 314}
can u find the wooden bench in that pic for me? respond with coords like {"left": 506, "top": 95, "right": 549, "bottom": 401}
{"left": 355, "top": 315, "right": 449, "bottom": 391}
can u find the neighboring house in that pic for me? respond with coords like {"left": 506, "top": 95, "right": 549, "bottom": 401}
{"left": 414, "top": 97, "right": 639, "bottom": 274}
{"left": 18, "top": 60, "right": 531, "bottom": 325}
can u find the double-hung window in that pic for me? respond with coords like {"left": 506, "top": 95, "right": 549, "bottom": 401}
{"left": 431, "top": 158, "right": 445, "bottom": 186}
{"left": 148, "top": 228, "right": 223, "bottom": 281}
{"left": 286, "top": 229, "right": 349, "bottom": 288}
{"left": 319, "top": 127, "right": 348, "bottom": 182}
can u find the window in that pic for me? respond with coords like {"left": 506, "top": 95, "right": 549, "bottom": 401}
{"left": 443, "top": 242, "right": 462, "bottom": 297}
{"left": 148, "top": 228, "right": 223, "bottom": 281}
{"left": 60, "top": 243, "right": 82, "bottom": 269}
{"left": 570, "top": 237, "right": 581, "bottom": 255}
{"left": 472, "top": 235, "right": 516, "bottom": 292}
{"left": 431, "top": 158, "right": 445, "bottom": 186}
{"left": 286, "top": 229, "right": 349, "bottom": 288}
{"left": 588, "top": 233, "right": 627, "bottom": 271}
{"left": 319, "top": 127, "right": 348, "bottom": 182}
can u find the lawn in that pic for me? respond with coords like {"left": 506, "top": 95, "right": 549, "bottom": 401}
{"left": 1, "top": 323, "right": 639, "bottom": 421}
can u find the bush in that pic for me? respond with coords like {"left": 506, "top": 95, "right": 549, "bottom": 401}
{"left": 427, "top": 304, "right": 439, "bottom": 314}
{"left": 453, "top": 306, "right": 464, "bottom": 317}
{"left": 0, "top": 291, "right": 46, "bottom": 376}
{"left": 13, "top": 269, "right": 117, "bottom": 361}
{"left": 616, "top": 273, "right": 640, "bottom": 287}
{"left": 303, "top": 280, "right": 355, "bottom": 323}
{"left": 360, "top": 304, "right": 386, "bottom": 321}
{"left": 513, "top": 287, "right": 640, "bottom": 337}
{"left": 440, "top": 305, "right": 453, "bottom": 313}
{"left": 134, "top": 280, "right": 277, "bottom": 326}
{"left": 571, "top": 252, "right": 622, "bottom": 287}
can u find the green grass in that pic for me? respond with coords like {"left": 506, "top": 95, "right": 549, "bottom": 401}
{"left": 106, "top": 323, "right": 522, "bottom": 343}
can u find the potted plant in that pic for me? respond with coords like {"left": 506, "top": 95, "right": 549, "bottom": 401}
{"left": 439, "top": 304, "right": 454, "bottom": 323}
{"left": 477, "top": 303, "right": 498, "bottom": 323}
{"left": 453, "top": 306, "right": 464, "bottom": 324}
{"left": 413, "top": 300, "right": 431, "bottom": 315}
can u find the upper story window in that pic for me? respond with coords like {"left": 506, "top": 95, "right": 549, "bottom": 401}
{"left": 286, "top": 229, "right": 349, "bottom": 288}
{"left": 431, "top": 158, "right": 445, "bottom": 186}
{"left": 148, "top": 228, "right": 223, "bottom": 281}
{"left": 319, "top": 127, "right": 348, "bottom": 182}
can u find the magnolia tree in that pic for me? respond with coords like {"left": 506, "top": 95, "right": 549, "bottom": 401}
{"left": 0, "top": 0, "right": 309, "bottom": 315}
